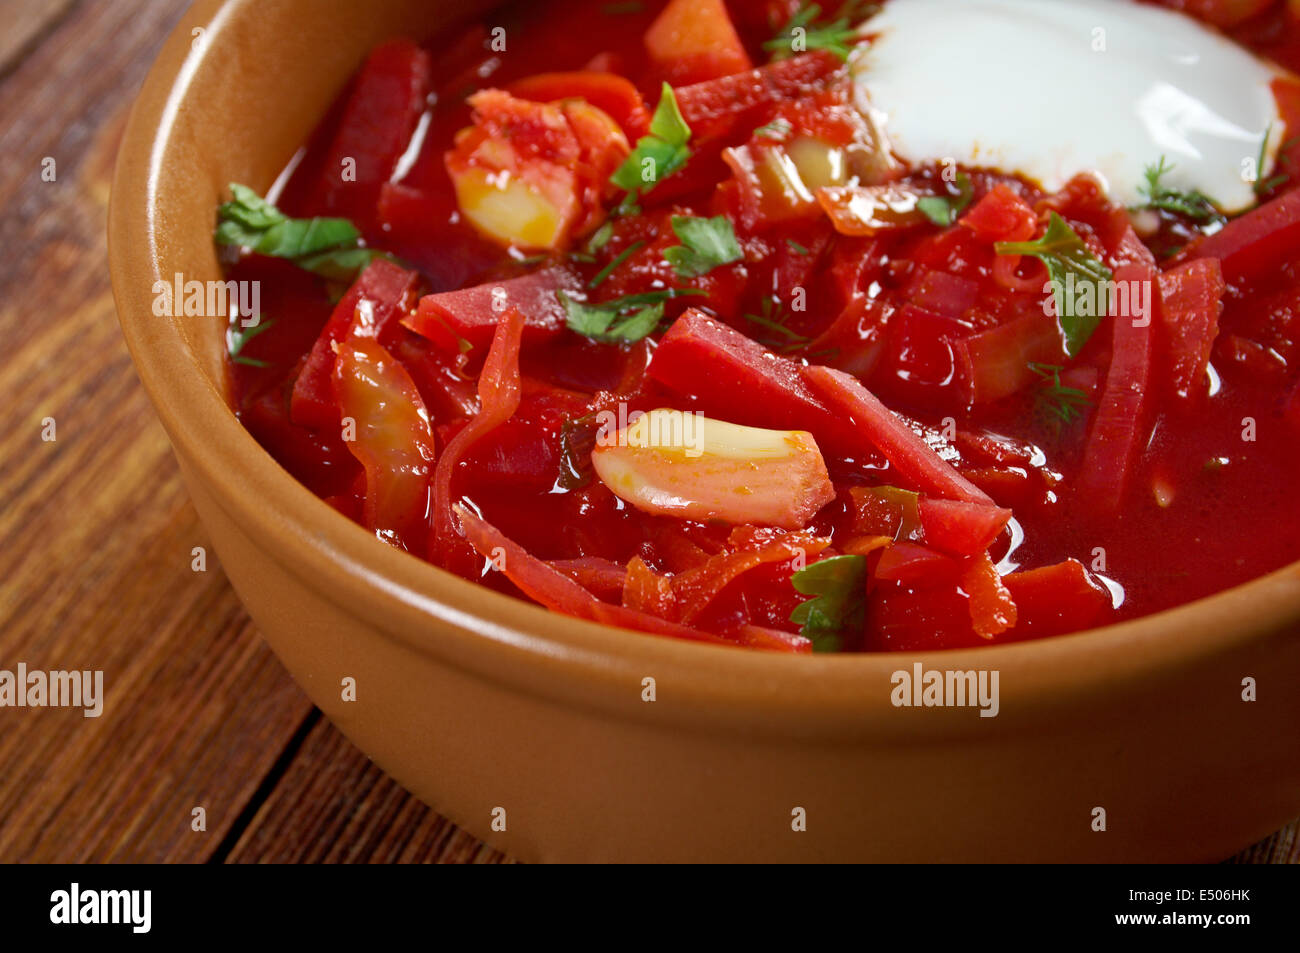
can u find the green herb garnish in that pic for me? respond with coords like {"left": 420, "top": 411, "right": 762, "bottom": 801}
{"left": 558, "top": 288, "right": 703, "bottom": 343}
{"left": 996, "top": 213, "right": 1113, "bottom": 359}
{"left": 786, "top": 238, "right": 810, "bottom": 255}
{"left": 610, "top": 84, "right": 692, "bottom": 196}
{"left": 585, "top": 220, "right": 616, "bottom": 256}
{"left": 1254, "top": 123, "right": 1289, "bottom": 197}
{"left": 789, "top": 554, "right": 867, "bottom": 652}
{"left": 755, "top": 118, "right": 793, "bottom": 141}
{"left": 589, "top": 240, "right": 645, "bottom": 288}
{"left": 744, "top": 297, "right": 808, "bottom": 352}
{"left": 227, "top": 315, "right": 276, "bottom": 368}
{"left": 662, "top": 215, "right": 743, "bottom": 278}
{"left": 917, "top": 172, "right": 974, "bottom": 227}
{"left": 1027, "top": 362, "right": 1091, "bottom": 431}
{"left": 1134, "top": 157, "right": 1222, "bottom": 225}
{"left": 215, "top": 183, "right": 389, "bottom": 279}
{"left": 763, "top": 2, "right": 877, "bottom": 62}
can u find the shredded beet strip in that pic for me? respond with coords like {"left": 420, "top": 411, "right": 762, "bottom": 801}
{"left": 801, "top": 365, "right": 995, "bottom": 505}
{"left": 433, "top": 307, "right": 526, "bottom": 559}
{"left": 1076, "top": 259, "right": 1159, "bottom": 508}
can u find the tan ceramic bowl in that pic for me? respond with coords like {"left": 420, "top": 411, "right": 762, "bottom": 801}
{"left": 109, "top": 0, "right": 1300, "bottom": 862}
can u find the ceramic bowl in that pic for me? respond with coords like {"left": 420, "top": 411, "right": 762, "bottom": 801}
{"left": 108, "top": 0, "right": 1300, "bottom": 861}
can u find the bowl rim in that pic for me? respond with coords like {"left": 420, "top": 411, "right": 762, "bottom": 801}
{"left": 108, "top": 0, "right": 1300, "bottom": 741}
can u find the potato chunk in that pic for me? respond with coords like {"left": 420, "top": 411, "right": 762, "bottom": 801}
{"left": 445, "top": 90, "right": 628, "bottom": 250}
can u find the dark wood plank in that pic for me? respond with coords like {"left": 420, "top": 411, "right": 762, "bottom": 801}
{"left": 0, "top": 0, "right": 79, "bottom": 80}
{"left": 221, "top": 718, "right": 512, "bottom": 864}
{"left": 0, "top": 0, "right": 315, "bottom": 863}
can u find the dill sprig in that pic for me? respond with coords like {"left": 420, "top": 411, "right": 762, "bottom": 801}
{"left": 744, "top": 297, "right": 809, "bottom": 353}
{"left": 1254, "top": 123, "right": 1292, "bottom": 197}
{"left": 1135, "top": 157, "right": 1223, "bottom": 225}
{"left": 763, "top": 1, "right": 878, "bottom": 62}
{"left": 1027, "top": 362, "right": 1091, "bottom": 432}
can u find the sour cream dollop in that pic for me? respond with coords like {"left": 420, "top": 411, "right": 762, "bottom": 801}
{"left": 852, "top": 0, "right": 1285, "bottom": 211}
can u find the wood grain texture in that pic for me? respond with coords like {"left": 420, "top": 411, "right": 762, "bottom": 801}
{"left": 0, "top": 0, "right": 1292, "bottom": 865}
{"left": 0, "top": 0, "right": 78, "bottom": 80}
{"left": 220, "top": 716, "right": 512, "bottom": 864}
{"left": 0, "top": 0, "right": 315, "bottom": 864}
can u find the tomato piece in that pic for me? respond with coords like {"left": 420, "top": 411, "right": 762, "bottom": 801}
{"left": 801, "top": 365, "right": 995, "bottom": 504}
{"left": 291, "top": 259, "right": 421, "bottom": 430}
{"left": 507, "top": 71, "right": 651, "bottom": 139}
{"left": 405, "top": 266, "right": 583, "bottom": 352}
{"left": 644, "top": 0, "right": 752, "bottom": 85}
{"left": 307, "top": 39, "right": 432, "bottom": 226}
{"left": 918, "top": 498, "right": 1013, "bottom": 557}
{"left": 1159, "top": 257, "right": 1225, "bottom": 401}
{"left": 1002, "top": 559, "right": 1110, "bottom": 637}
{"left": 959, "top": 184, "right": 1038, "bottom": 243}
{"left": 875, "top": 542, "right": 961, "bottom": 585}
{"left": 332, "top": 338, "right": 435, "bottom": 554}
{"left": 723, "top": 144, "right": 823, "bottom": 228}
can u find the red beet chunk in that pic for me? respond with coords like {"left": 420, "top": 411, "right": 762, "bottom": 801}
{"left": 406, "top": 267, "right": 584, "bottom": 353}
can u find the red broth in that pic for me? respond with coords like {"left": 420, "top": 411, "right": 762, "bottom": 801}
{"left": 220, "top": 0, "right": 1300, "bottom": 652}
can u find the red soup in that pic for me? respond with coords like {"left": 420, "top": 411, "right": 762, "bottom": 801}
{"left": 217, "top": 0, "right": 1300, "bottom": 652}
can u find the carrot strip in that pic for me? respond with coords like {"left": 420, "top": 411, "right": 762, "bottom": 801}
{"left": 455, "top": 504, "right": 733, "bottom": 646}
{"left": 961, "top": 551, "right": 1018, "bottom": 639}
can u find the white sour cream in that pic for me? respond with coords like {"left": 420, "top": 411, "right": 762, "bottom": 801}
{"left": 852, "top": 0, "right": 1285, "bottom": 210}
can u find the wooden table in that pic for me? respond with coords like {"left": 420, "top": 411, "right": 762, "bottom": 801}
{"left": 0, "top": 0, "right": 1293, "bottom": 864}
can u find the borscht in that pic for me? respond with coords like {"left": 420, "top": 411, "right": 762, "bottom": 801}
{"left": 216, "top": 0, "right": 1300, "bottom": 652}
